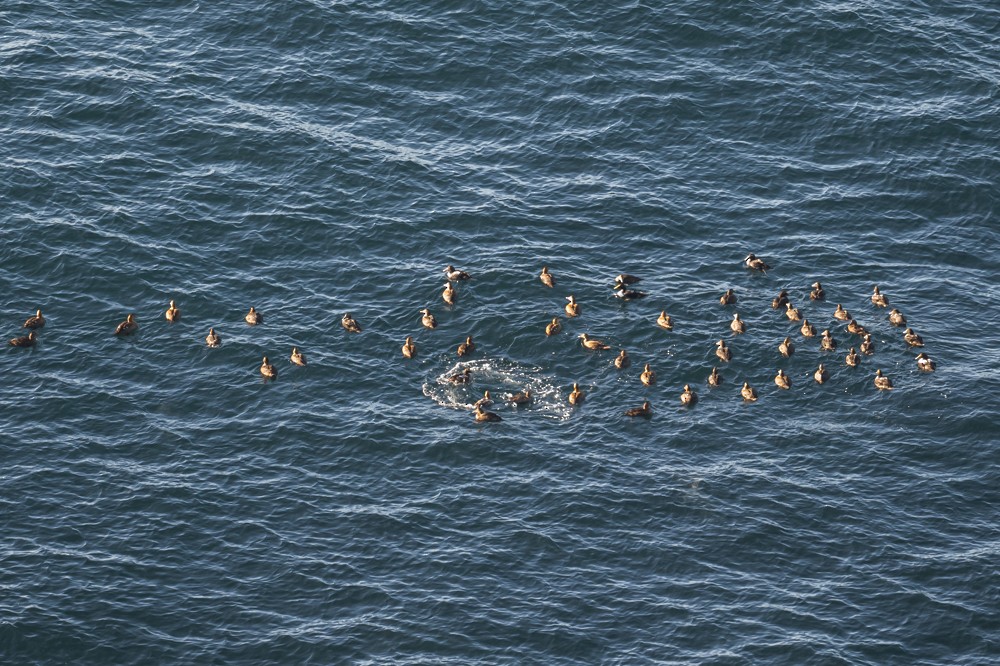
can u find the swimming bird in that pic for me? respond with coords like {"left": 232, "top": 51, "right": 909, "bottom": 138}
{"left": 579, "top": 333, "right": 610, "bottom": 350}
{"left": 260, "top": 356, "right": 276, "bottom": 380}
{"left": 846, "top": 319, "right": 868, "bottom": 335}
{"left": 565, "top": 295, "right": 580, "bottom": 317}
{"left": 420, "top": 308, "right": 437, "bottom": 329}
{"left": 165, "top": 300, "right": 180, "bottom": 323}
{"left": 874, "top": 368, "right": 894, "bottom": 391}
{"left": 473, "top": 404, "right": 502, "bottom": 422}
{"left": 22, "top": 309, "right": 45, "bottom": 329}
{"left": 814, "top": 363, "right": 829, "bottom": 384}
{"left": 342, "top": 313, "right": 362, "bottom": 333}
{"left": 888, "top": 308, "right": 907, "bottom": 327}
{"left": 614, "top": 349, "right": 630, "bottom": 369}
{"left": 205, "top": 328, "right": 221, "bottom": 347}
{"left": 809, "top": 282, "right": 825, "bottom": 301}
{"left": 640, "top": 363, "right": 656, "bottom": 386}
{"left": 731, "top": 313, "right": 747, "bottom": 334}
{"left": 915, "top": 352, "right": 936, "bottom": 372}
{"left": 708, "top": 367, "right": 723, "bottom": 387}
{"left": 448, "top": 368, "right": 472, "bottom": 384}
{"left": 741, "top": 381, "right": 758, "bottom": 402}
{"left": 833, "top": 304, "right": 850, "bottom": 321}
{"left": 290, "top": 347, "right": 307, "bottom": 366}
{"left": 657, "top": 310, "right": 673, "bottom": 330}
{"left": 871, "top": 285, "right": 889, "bottom": 308}
{"left": 860, "top": 334, "right": 875, "bottom": 355}
{"left": 785, "top": 301, "right": 802, "bottom": 321}
{"left": 568, "top": 382, "right": 585, "bottom": 405}
{"left": 715, "top": 339, "right": 732, "bottom": 362}
{"left": 613, "top": 274, "right": 642, "bottom": 286}
{"left": 457, "top": 336, "right": 475, "bottom": 357}
{"left": 444, "top": 265, "right": 471, "bottom": 281}
{"left": 680, "top": 384, "right": 698, "bottom": 406}
{"left": 771, "top": 289, "right": 790, "bottom": 309}
{"left": 9, "top": 331, "right": 36, "bottom": 347}
{"left": 539, "top": 266, "right": 555, "bottom": 288}
{"left": 115, "top": 313, "right": 138, "bottom": 336}
{"left": 903, "top": 328, "right": 925, "bottom": 347}
{"left": 744, "top": 253, "right": 771, "bottom": 272}
{"left": 779, "top": 336, "right": 795, "bottom": 358}
{"left": 245, "top": 307, "right": 262, "bottom": 326}
{"left": 774, "top": 368, "right": 791, "bottom": 389}
{"left": 474, "top": 390, "right": 493, "bottom": 408}
{"left": 800, "top": 319, "right": 816, "bottom": 337}
{"left": 401, "top": 336, "right": 416, "bottom": 358}
{"left": 624, "top": 401, "right": 652, "bottom": 418}
{"left": 613, "top": 283, "right": 648, "bottom": 300}
{"left": 820, "top": 329, "right": 837, "bottom": 351}
{"left": 442, "top": 282, "right": 456, "bottom": 306}
{"left": 509, "top": 389, "right": 533, "bottom": 406}
{"left": 845, "top": 347, "right": 860, "bottom": 367}
{"left": 720, "top": 288, "right": 737, "bottom": 305}
{"left": 545, "top": 317, "right": 561, "bottom": 336}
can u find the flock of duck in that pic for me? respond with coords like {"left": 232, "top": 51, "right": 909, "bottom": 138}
{"left": 8, "top": 256, "right": 936, "bottom": 422}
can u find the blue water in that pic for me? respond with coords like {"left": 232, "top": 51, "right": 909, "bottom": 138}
{"left": 2, "top": 1, "right": 998, "bottom": 663}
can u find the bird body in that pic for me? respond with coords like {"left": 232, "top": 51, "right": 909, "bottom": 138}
{"left": 720, "top": 288, "right": 737, "bottom": 305}
{"left": 342, "top": 313, "right": 362, "bottom": 333}
{"left": 779, "top": 336, "right": 794, "bottom": 358}
{"left": 23, "top": 309, "right": 45, "bottom": 329}
{"left": 9, "top": 331, "right": 36, "bottom": 347}
{"left": 708, "top": 367, "right": 723, "bottom": 386}
{"left": 888, "top": 309, "right": 906, "bottom": 327}
{"left": 245, "top": 307, "right": 262, "bottom": 326}
{"left": 833, "top": 304, "right": 850, "bottom": 321}
{"left": 115, "top": 313, "right": 138, "bottom": 336}
{"left": 614, "top": 349, "right": 630, "bottom": 369}
{"left": 731, "top": 313, "right": 746, "bottom": 334}
{"left": 449, "top": 368, "right": 472, "bottom": 384}
{"left": 260, "top": 356, "right": 276, "bottom": 380}
{"left": 568, "top": 383, "right": 585, "bottom": 405}
{"left": 539, "top": 266, "right": 555, "bottom": 288}
{"left": 860, "top": 334, "right": 875, "bottom": 355}
{"left": 680, "top": 385, "right": 698, "bottom": 406}
{"left": 624, "top": 401, "right": 652, "bottom": 417}
{"left": 915, "top": 352, "right": 936, "bottom": 372}
{"left": 785, "top": 302, "right": 801, "bottom": 321}
{"left": 774, "top": 368, "right": 791, "bottom": 389}
{"left": 444, "top": 265, "right": 471, "bottom": 281}
{"left": 741, "top": 381, "right": 758, "bottom": 402}
{"left": 473, "top": 404, "right": 502, "bottom": 422}
{"left": 846, "top": 319, "right": 867, "bottom": 335}
{"left": 545, "top": 317, "right": 561, "bottom": 336}
{"left": 814, "top": 363, "right": 829, "bottom": 384}
{"left": 820, "top": 330, "right": 837, "bottom": 351}
{"left": 874, "top": 369, "right": 894, "bottom": 390}
{"left": 800, "top": 319, "right": 816, "bottom": 337}
{"left": 809, "top": 282, "right": 825, "bottom": 301}
{"left": 510, "top": 389, "right": 532, "bottom": 406}
{"left": 290, "top": 347, "right": 307, "bottom": 366}
{"left": 772, "top": 290, "right": 790, "bottom": 309}
{"left": 165, "top": 300, "right": 180, "bottom": 322}
{"left": 565, "top": 295, "right": 580, "bottom": 317}
{"left": 715, "top": 340, "right": 732, "bottom": 362}
{"left": 579, "top": 333, "right": 610, "bottom": 350}
{"left": 871, "top": 285, "right": 889, "bottom": 308}
{"left": 457, "top": 336, "right": 475, "bottom": 357}
{"left": 744, "top": 253, "right": 771, "bottom": 272}
{"left": 205, "top": 328, "right": 221, "bottom": 347}
{"left": 402, "top": 336, "right": 416, "bottom": 358}
{"left": 903, "top": 328, "right": 924, "bottom": 347}
{"left": 657, "top": 311, "right": 673, "bottom": 330}
{"left": 442, "top": 283, "right": 456, "bottom": 305}
{"left": 845, "top": 347, "right": 860, "bottom": 367}
{"left": 420, "top": 308, "right": 437, "bottom": 329}
{"left": 640, "top": 363, "right": 656, "bottom": 386}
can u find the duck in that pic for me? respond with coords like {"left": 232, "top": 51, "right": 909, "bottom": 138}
{"left": 401, "top": 336, "right": 416, "bottom": 358}
{"left": 342, "top": 313, "right": 362, "bottom": 333}
{"left": 903, "top": 328, "right": 925, "bottom": 347}
{"left": 457, "top": 336, "right": 476, "bottom": 357}
{"left": 680, "top": 384, "right": 698, "bottom": 406}
{"left": 888, "top": 308, "right": 907, "bottom": 327}
{"left": 915, "top": 352, "right": 936, "bottom": 372}
{"left": 205, "top": 328, "right": 221, "bottom": 347}
{"left": 744, "top": 253, "right": 771, "bottom": 272}
{"left": 809, "top": 282, "right": 825, "bottom": 301}
{"left": 719, "top": 288, "right": 737, "bottom": 305}
{"left": 871, "top": 285, "right": 889, "bottom": 308}
{"left": 9, "top": 331, "right": 36, "bottom": 347}
{"left": 774, "top": 368, "right": 791, "bottom": 389}
{"left": 708, "top": 367, "right": 723, "bottom": 387}
{"left": 539, "top": 266, "right": 555, "bottom": 288}
{"left": 473, "top": 404, "right": 502, "bottom": 422}
{"left": 613, "top": 283, "right": 648, "bottom": 300}
{"left": 420, "top": 308, "right": 437, "bottom": 329}
{"left": 565, "top": 295, "right": 580, "bottom": 317}
{"left": 568, "top": 382, "right": 585, "bottom": 405}
{"left": 640, "top": 363, "right": 656, "bottom": 386}
{"left": 165, "top": 300, "right": 180, "bottom": 323}
{"left": 613, "top": 274, "right": 642, "bottom": 286}
{"left": 545, "top": 317, "right": 562, "bottom": 336}
{"left": 474, "top": 390, "right": 493, "bottom": 408}
{"left": 730, "top": 313, "right": 746, "bottom": 334}
{"left": 624, "top": 401, "right": 652, "bottom": 418}
{"left": 772, "top": 289, "right": 790, "bottom": 309}
{"left": 820, "top": 329, "right": 837, "bottom": 351}
{"left": 846, "top": 319, "right": 868, "bottom": 335}
{"left": 114, "top": 313, "right": 139, "bottom": 336}
{"left": 800, "top": 319, "right": 816, "bottom": 337}
{"left": 785, "top": 302, "right": 802, "bottom": 321}
{"left": 448, "top": 368, "right": 472, "bottom": 384}
{"left": 614, "top": 349, "right": 630, "bottom": 369}
{"left": 260, "top": 356, "right": 276, "bottom": 380}
{"left": 715, "top": 339, "right": 732, "bottom": 362}
{"left": 245, "top": 307, "right": 262, "bottom": 326}
{"left": 509, "top": 389, "right": 533, "bottom": 406}
{"left": 442, "top": 282, "right": 456, "bottom": 306}
{"left": 845, "top": 347, "right": 860, "bottom": 367}
{"left": 814, "top": 363, "right": 830, "bottom": 384}
{"left": 290, "top": 347, "right": 307, "bottom": 366}
{"left": 741, "top": 381, "right": 758, "bottom": 402}
{"left": 778, "top": 336, "right": 795, "bottom": 358}
{"left": 444, "top": 265, "right": 471, "bottom": 281}
{"left": 860, "top": 334, "right": 875, "bottom": 355}
{"left": 22, "top": 309, "right": 46, "bottom": 329}
{"left": 579, "top": 333, "right": 610, "bottom": 350}
{"left": 833, "top": 304, "right": 850, "bottom": 321}
{"left": 657, "top": 310, "right": 673, "bottom": 330}
{"left": 874, "top": 368, "right": 894, "bottom": 391}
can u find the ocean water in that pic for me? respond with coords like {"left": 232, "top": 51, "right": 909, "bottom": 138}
{"left": 2, "top": 0, "right": 998, "bottom": 663}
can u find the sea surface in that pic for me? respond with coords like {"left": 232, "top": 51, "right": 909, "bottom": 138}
{"left": 2, "top": 0, "right": 998, "bottom": 663}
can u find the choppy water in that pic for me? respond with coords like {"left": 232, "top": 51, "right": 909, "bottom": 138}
{"left": 3, "top": 0, "right": 998, "bottom": 663}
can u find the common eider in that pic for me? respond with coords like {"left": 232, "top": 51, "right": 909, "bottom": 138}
{"left": 165, "top": 300, "right": 180, "bottom": 323}
{"left": 568, "top": 382, "right": 585, "bottom": 405}
{"left": 565, "top": 295, "right": 580, "bottom": 317}
{"left": 800, "top": 319, "right": 816, "bottom": 337}
{"left": 860, "top": 334, "right": 875, "bottom": 356}
{"left": 774, "top": 368, "right": 791, "bottom": 389}
{"left": 473, "top": 404, "right": 502, "bottom": 422}
{"left": 420, "top": 308, "right": 437, "bottom": 329}
{"left": 744, "top": 253, "right": 771, "bottom": 272}
{"left": 708, "top": 367, "right": 723, "bottom": 387}
{"left": 814, "top": 363, "right": 829, "bottom": 384}
{"left": 457, "top": 336, "right": 475, "bottom": 357}
{"left": 715, "top": 339, "right": 732, "bottom": 362}
{"left": 545, "top": 317, "right": 561, "bottom": 336}
{"left": 779, "top": 336, "right": 794, "bottom": 358}
{"left": 720, "top": 288, "right": 737, "bottom": 305}
{"left": 448, "top": 368, "right": 472, "bottom": 384}
{"left": 290, "top": 347, "right": 307, "bottom": 366}
{"left": 888, "top": 308, "right": 907, "bottom": 327}
{"left": 539, "top": 266, "right": 555, "bottom": 288}
{"left": 624, "top": 401, "right": 652, "bottom": 418}
{"left": 741, "top": 381, "right": 758, "bottom": 402}
{"left": 474, "top": 390, "right": 492, "bottom": 408}
{"left": 915, "top": 352, "right": 936, "bottom": 372}
{"left": 614, "top": 349, "right": 630, "bottom": 369}
{"left": 205, "top": 327, "right": 221, "bottom": 347}
{"left": 442, "top": 282, "right": 456, "bottom": 306}
{"left": 444, "top": 265, "right": 471, "bottom": 281}
{"left": 903, "top": 328, "right": 925, "bottom": 347}
{"left": 845, "top": 347, "right": 860, "bottom": 367}
{"left": 579, "top": 333, "right": 610, "bottom": 350}
{"left": 22, "top": 309, "right": 45, "bottom": 329}
{"left": 245, "top": 307, "right": 262, "bottom": 326}
{"left": 771, "top": 289, "right": 790, "bottom": 309}
{"left": 871, "top": 285, "right": 889, "bottom": 308}
{"left": 401, "top": 336, "right": 416, "bottom": 358}
{"left": 820, "top": 329, "right": 837, "bottom": 351}
{"left": 874, "top": 368, "right": 894, "bottom": 390}
{"left": 9, "top": 331, "right": 36, "bottom": 347}
{"left": 680, "top": 384, "right": 698, "bottom": 406}
{"left": 846, "top": 319, "right": 867, "bottom": 335}
{"left": 342, "top": 313, "right": 362, "bottom": 333}
{"left": 115, "top": 313, "right": 138, "bottom": 336}
{"left": 613, "top": 283, "right": 647, "bottom": 300}
{"left": 260, "top": 356, "right": 276, "bottom": 380}
{"left": 785, "top": 302, "right": 802, "bottom": 321}
{"left": 730, "top": 313, "right": 746, "bottom": 334}
{"left": 509, "top": 389, "right": 532, "bottom": 406}
{"left": 613, "top": 274, "right": 642, "bottom": 286}
{"left": 640, "top": 363, "right": 656, "bottom": 386}
{"left": 657, "top": 310, "right": 673, "bottom": 330}
{"left": 833, "top": 304, "right": 850, "bottom": 321}
{"left": 809, "top": 282, "right": 825, "bottom": 301}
